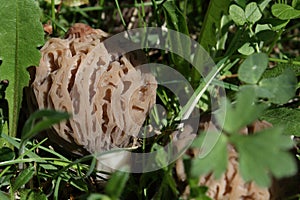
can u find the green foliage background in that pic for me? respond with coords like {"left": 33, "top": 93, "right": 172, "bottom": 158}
{"left": 0, "top": 0, "right": 299, "bottom": 199}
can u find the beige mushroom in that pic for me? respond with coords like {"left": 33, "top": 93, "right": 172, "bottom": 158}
{"left": 177, "top": 120, "right": 272, "bottom": 200}
{"left": 31, "top": 23, "right": 157, "bottom": 171}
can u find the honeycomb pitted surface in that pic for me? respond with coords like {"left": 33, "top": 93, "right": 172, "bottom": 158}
{"left": 32, "top": 23, "right": 157, "bottom": 157}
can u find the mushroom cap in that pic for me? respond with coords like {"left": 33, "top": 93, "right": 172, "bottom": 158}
{"left": 198, "top": 120, "right": 272, "bottom": 200}
{"left": 177, "top": 120, "right": 272, "bottom": 199}
{"left": 32, "top": 23, "right": 157, "bottom": 155}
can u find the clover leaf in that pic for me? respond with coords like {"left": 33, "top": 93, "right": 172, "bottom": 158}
{"left": 230, "top": 127, "right": 297, "bottom": 187}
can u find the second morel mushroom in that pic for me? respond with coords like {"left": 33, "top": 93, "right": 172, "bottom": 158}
{"left": 31, "top": 23, "right": 157, "bottom": 171}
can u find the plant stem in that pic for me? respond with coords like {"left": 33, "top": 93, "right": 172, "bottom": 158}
{"left": 51, "top": 0, "right": 56, "bottom": 34}
{"left": 267, "top": 28, "right": 284, "bottom": 55}
{"left": 248, "top": 25, "right": 260, "bottom": 53}
{"left": 115, "top": 0, "right": 128, "bottom": 30}
{"left": 223, "top": 54, "right": 300, "bottom": 66}
{"left": 183, "top": 0, "right": 188, "bottom": 17}
{"left": 75, "top": 0, "right": 168, "bottom": 12}
{"left": 269, "top": 57, "right": 300, "bottom": 65}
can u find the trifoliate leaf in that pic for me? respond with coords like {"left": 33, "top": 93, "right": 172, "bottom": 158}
{"left": 259, "top": 69, "right": 297, "bottom": 104}
{"left": 272, "top": 3, "right": 300, "bottom": 20}
{"left": 230, "top": 127, "right": 297, "bottom": 187}
{"left": 0, "top": 0, "right": 44, "bottom": 138}
{"left": 245, "top": 2, "right": 262, "bottom": 23}
{"left": 191, "top": 133, "right": 228, "bottom": 179}
{"left": 238, "top": 53, "right": 269, "bottom": 84}
{"left": 229, "top": 4, "right": 246, "bottom": 26}
{"left": 261, "top": 107, "right": 300, "bottom": 136}
{"left": 216, "top": 87, "right": 268, "bottom": 133}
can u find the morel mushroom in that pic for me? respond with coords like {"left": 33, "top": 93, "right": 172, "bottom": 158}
{"left": 200, "top": 121, "right": 273, "bottom": 200}
{"left": 31, "top": 23, "right": 157, "bottom": 170}
{"left": 177, "top": 120, "right": 272, "bottom": 200}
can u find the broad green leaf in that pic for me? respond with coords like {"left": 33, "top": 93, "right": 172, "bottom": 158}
{"left": 0, "top": 192, "right": 9, "bottom": 200}
{"left": 239, "top": 84, "right": 273, "bottom": 100}
{"left": 272, "top": 3, "right": 300, "bottom": 20}
{"left": 0, "top": 0, "right": 44, "bottom": 139}
{"left": 238, "top": 53, "right": 269, "bottom": 84}
{"left": 217, "top": 87, "right": 268, "bottom": 133}
{"left": 191, "top": 134, "right": 228, "bottom": 179}
{"left": 229, "top": 4, "right": 246, "bottom": 26}
{"left": 12, "top": 165, "right": 35, "bottom": 192}
{"left": 259, "top": 69, "right": 297, "bottom": 104}
{"left": 19, "top": 189, "right": 47, "bottom": 200}
{"left": 0, "top": 147, "right": 15, "bottom": 161}
{"left": 198, "top": 0, "right": 231, "bottom": 52}
{"left": 105, "top": 170, "right": 129, "bottom": 199}
{"left": 230, "top": 127, "right": 297, "bottom": 187}
{"left": 245, "top": 2, "right": 262, "bottom": 23}
{"left": 261, "top": 108, "right": 300, "bottom": 136}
